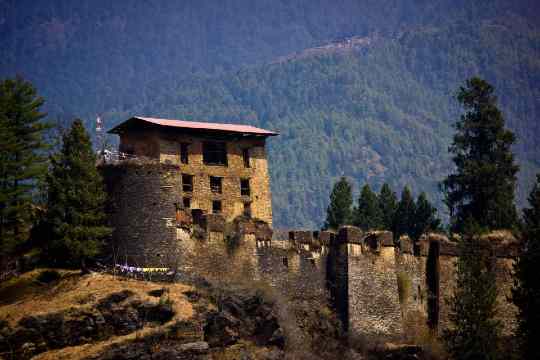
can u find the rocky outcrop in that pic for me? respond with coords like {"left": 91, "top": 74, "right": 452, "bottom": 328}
{"left": 203, "top": 289, "right": 284, "bottom": 349}
{"left": 0, "top": 290, "right": 174, "bottom": 359}
{"left": 86, "top": 284, "right": 285, "bottom": 360}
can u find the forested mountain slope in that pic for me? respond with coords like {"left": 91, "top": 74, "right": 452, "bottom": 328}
{"left": 110, "top": 18, "right": 539, "bottom": 228}
{"left": 1, "top": 0, "right": 538, "bottom": 118}
{"left": 1, "top": 1, "right": 539, "bottom": 228}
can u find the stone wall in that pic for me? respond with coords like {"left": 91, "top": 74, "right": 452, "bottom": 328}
{"left": 101, "top": 160, "right": 180, "bottom": 267}
{"left": 336, "top": 229, "right": 403, "bottom": 340}
{"left": 99, "top": 172, "right": 520, "bottom": 342}
{"left": 326, "top": 229, "right": 517, "bottom": 340}
{"left": 120, "top": 129, "right": 273, "bottom": 225}
{"left": 435, "top": 232, "right": 518, "bottom": 336}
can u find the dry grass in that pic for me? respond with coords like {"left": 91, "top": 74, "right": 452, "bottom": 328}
{"left": 481, "top": 230, "right": 518, "bottom": 245}
{"left": 34, "top": 330, "right": 151, "bottom": 360}
{"left": 0, "top": 269, "right": 193, "bottom": 326}
{"left": 0, "top": 269, "right": 195, "bottom": 360}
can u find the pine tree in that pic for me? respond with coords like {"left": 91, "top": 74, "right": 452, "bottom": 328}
{"left": 410, "top": 192, "right": 441, "bottom": 242}
{"left": 441, "top": 77, "right": 519, "bottom": 232}
{"left": 324, "top": 176, "right": 353, "bottom": 230}
{"left": 512, "top": 174, "right": 540, "bottom": 360}
{"left": 0, "top": 77, "right": 49, "bottom": 257}
{"left": 393, "top": 186, "right": 416, "bottom": 241}
{"left": 45, "top": 119, "right": 111, "bottom": 270}
{"left": 378, "top": 183, "right": 397, "bottom": 231}
{"left": 354, "top": 183, "right": 382, "bottom": 231}
{"left": 444, "top": 222, "right": 501, "bottom": 360}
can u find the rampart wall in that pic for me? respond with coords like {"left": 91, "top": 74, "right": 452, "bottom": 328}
{"left": 175, "top": 224, "right": 518, "bottom": 341}
{"left": 102, "top": 162, "right": 519, "bottom": 341}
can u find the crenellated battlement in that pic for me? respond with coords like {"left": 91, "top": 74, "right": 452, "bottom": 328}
{"left": 99, "top": 166, "right": 519, "bottom": 342}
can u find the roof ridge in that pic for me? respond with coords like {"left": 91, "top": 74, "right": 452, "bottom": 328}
{"left": 108, "top": 116, "right": 279, "bottom": 136}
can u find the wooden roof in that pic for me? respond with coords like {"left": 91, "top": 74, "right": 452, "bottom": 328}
{"left": 108, "top": 116, "right": 279, "bottom": 137}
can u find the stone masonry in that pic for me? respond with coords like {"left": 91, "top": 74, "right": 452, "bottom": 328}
{"left": 102, "top": 118, "right": 520, "bottom": 343}
{"left": 108, "top": 116, "right": 276, "bottom": 225}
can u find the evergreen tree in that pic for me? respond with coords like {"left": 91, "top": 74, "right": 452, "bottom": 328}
{"left": 378, "top": 183, "right": 398, "bottom": 231}
{"left": 45, "top": 119, "right": 111, "bottom": 270}
{"left": 0, "top": 77, "right": 49, "bottom": 256}
{"left": 441, "top": 77, "right": 519, "bottom": 232}
{"left": 444, "top": 222, "right": 501, "bottom": 360}
{"left": 354, "top": 184, "right": 382, "bottom": 231}
{"left": 410, "top": 192, "right": 441, "bottom": 242}
{"left": 513, "top": 174, "right": 540, "bottom": 360}
{"left": 393, "top": 186, "right": 416, "bottom": 241}
{"left": 324, "top": 176, "right": 353, "bottom": 230}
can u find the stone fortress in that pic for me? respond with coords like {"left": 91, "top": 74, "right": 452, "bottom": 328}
{"left": 101, "top": 116, "right": 519, "bottom": 340}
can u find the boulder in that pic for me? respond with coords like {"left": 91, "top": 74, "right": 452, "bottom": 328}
{"left": 178, "top": 341, "right": 209, "bottom": 353}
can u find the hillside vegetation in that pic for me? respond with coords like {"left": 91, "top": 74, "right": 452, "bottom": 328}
{"left": 1, "top": 1, "right": 539, "bottom": 228}
{"left": 118, "top": 19, "right": 540, "bottom": 228}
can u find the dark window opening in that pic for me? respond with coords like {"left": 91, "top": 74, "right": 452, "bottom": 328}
{"left": 240, "top": 179, "right": 250, "bottom": 196}
{"left": 426, "top": 240, "right": 440, "bottom": 330}
{"left": 182, "top": 174, "right": 193, "bottom": 192}
{"left": 210, "top": 176, "right": 222, "bottom": 193}
{"left": 180, "top": 143, "right": 189, "bottom": 164}
{"left": 183, "top": 197, "right": 191, "bottom": 209}
{"left": 203, "top": 141, "right": 227, "bottom": 166}
{"left": 243, "top": 148, "right": 251, "bottom": 168}
{"left": 212, "top": 200, "right": 222, "bottom": 214}
{"left": 120, "top": 143, "right": 135, "bottom": 155}
{"left": 243, "top": 202, "right": 252, "bottom": 217}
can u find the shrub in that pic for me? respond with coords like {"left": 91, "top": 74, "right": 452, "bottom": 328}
{"left": 36, "top": 270, "right": 61, "bottom": 284}
{"left": 397, "top": 272, "right": 411, "bottom": 304}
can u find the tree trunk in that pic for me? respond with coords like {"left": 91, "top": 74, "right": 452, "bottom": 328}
{"left": 81, "top": 257, "right": 89, "bottom": 274}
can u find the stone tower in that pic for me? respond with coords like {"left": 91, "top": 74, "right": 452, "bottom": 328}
{"left": 102, "top": 116, "right": 278, "bottom": 266}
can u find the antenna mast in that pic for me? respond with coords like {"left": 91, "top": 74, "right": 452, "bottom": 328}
{"left": 96, "top": 114, "right": 104, "bottom": 156}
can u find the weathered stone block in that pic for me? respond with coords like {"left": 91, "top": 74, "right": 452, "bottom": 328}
{"left": 363, "top": 231, "right": 393, "bottom": 253}
{"left": 203, "top": 214, "right": 225, "bottom": 232}
{"left": 418, "top": 237, "right": 430, "bottom": 257}
{"left": 318, "top": 231, "right": 336, "bottom": 246}
{"left": 254, "top": 221, "right": 272, "bottom": 241}
{"left": 363, "top": 232, "right": 382, "bottom": 253}
{"left": 378, "top": 231, "right": 394, "bottom": 247}
{"left": 234, "top": 217, "right": 256, "bottom": 234}
{"left": 289, "top": 230, "right": 313, "bottom": 244}
{"left": 337, "top": 226, "right": 363, "bottom": 244}
{"left": 439, "top": 240, "right": 458, "bottom": 256}
{"left": 494, "top": 244, "right": 518, "bottom": 258}
{"left": 399, "top": 236, "right": 413, "bottom": 254}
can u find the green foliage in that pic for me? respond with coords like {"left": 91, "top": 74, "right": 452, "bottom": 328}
{"left": 513, "top": 174, "right": 540, "bottom": 360}
{"left": 324, "top": 177, "right": 353, "bottom": 230}
{"left": 442, "top": 77, "right": 519, "bottom": 232}
{"left": 444, "top": 222, "right": 501, "bottom": 360}
{"left": 133, "top": 20, "right": 539, "bottom": 229}
{"left": 44, "top": 119, "right": 111, "bottom": 267}
{"left": 0, "top": 77, "right": 49, "bottom": 256}
{"left": 353, "top": 184, "right": 382, "bottom": 231}
{"left": 2, "top": 4, "right": 540, "bottom": 228}
{"left": 397, "top": 272, "right": 412, "bottom": 305}
{"left": 378, "top": 183, "right": 398, "bottom": 231}
{"left": 393, "top": 186, "right": 416, "bottom": 241}
{"left": 410, "top": 192, "right": 441, "bottom": 242}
